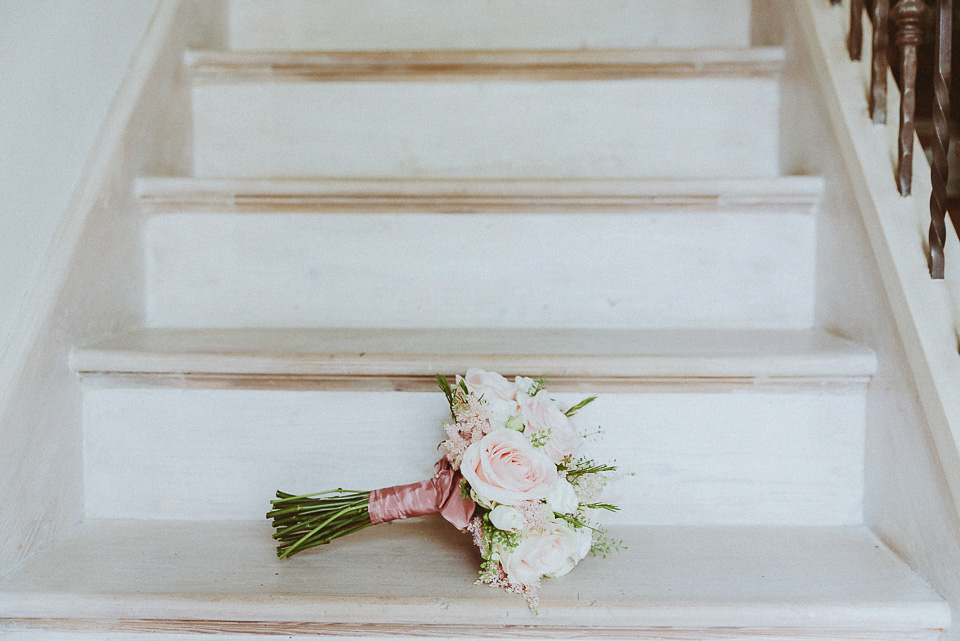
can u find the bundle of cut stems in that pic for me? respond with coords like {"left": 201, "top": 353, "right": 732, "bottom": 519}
{"left": 267, "top": 489, "right": 372, "bottom": 558}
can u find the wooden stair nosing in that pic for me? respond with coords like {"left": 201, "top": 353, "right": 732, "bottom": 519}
{"left": 70, "top": 328, "right": 876, "bottom": 391}
{"left": 185, "top": 47, "right": 787, "bottom": 83}
{"left": 136, "top": 177, "right": 825, "bottom": 215}
{"left": 0, "top": 521, "right": 948, "bottom": 634}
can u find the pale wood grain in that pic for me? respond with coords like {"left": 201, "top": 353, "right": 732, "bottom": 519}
{"left": 0, "top": 521, "right": 948, "bottom": 632}
{"left": 71, "top": 328, "right": 875, "bottom": 380}
{"left": 137, "top": 177, "right": 825, "bottom": 214}
{"left": 0, "top": 622, "right": 943, "bottom": 641}
{"left": 227, "top": 0, "right": 754, "bottom": 52}
{"left": 186, "top": 48, "right": 786, "bottom": 83}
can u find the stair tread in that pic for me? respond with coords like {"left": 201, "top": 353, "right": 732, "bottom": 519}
{"left": 72, "top": 328, "right": 876, "bottom": 382}
{"left": 186, "top": 47, "right": 785, "bottom": 83}
{"left": 137, "top": 176, "right": 824, "bottom": 214}
{"left": 0, "top": 520, "right": 946, "bottom": 632}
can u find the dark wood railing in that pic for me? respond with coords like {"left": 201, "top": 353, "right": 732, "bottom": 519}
{"left": 843, "top": 0, "right": 953, "bottom": 278}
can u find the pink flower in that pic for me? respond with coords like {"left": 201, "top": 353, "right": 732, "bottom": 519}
{"left": 463, "top": 369, "right": 519, "bottom": 431}
{"left": 460, "top": 429, "right": 557, "bottom": 506}
{"left": 520, "top": 391, "right": 582, "bottom": 463}
{"left": 498, "top": 519, "right": 593, "bottom": 587}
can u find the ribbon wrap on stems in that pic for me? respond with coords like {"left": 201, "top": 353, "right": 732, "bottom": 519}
{"left": 368, "top": 458, "right": 475, "bottom": 529}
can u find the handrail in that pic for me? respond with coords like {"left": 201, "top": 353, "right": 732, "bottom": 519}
{"left": 843, "top": 0, "right": 953, "bottom": 278}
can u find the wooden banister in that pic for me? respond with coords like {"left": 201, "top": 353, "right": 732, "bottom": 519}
{"left": 849, "top": 0, "right": 864, "bottom": 59}
{"left": 929, "top": 0, "right": 952, "bottom": 279}
{"left": 842, "top": 0, "right": 954, "bottom": 277}
{"left": 869, "top": 0, "right": 890, "bottom": 123}
{"left": 892, "top": 0, "right": 925, "bottom": 196}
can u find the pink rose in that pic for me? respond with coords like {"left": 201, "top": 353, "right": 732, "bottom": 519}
{"left": 460, "top": 429, "right": 557, "bottom": 506}
{"left": 463, "top": 369, "right": 519, "bottom": 431}
{"left": 498, "top": 519, "right": 593, "bottom": 587}
{"left": 520, "top": 391, "right": 582, "bottom": 463}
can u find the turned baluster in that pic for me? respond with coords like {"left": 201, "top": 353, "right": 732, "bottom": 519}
{"left": 869, "top": 0, "right": 890, "bottom": 123}
{"left": 849, "top": 0, "right": 864, "bottom": 60}
{"left": 929, "top": 0, "right": 952, "bottom": 278}
{"left": 891, "top": 0, "right": 925, "bottom": 196}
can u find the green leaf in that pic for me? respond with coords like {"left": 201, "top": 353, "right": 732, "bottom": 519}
{"left": 565, "top": 395, "right": 597, "bottom": 417}
{"left": 436, "top": 374, "right": 456, "bottom": 421}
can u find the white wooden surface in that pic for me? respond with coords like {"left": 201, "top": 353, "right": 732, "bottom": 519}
{"left": 227, "top": 0, "right": 754, "bottom": 51}
{"left": 0, "top": 0, "right": 227, "bottom": 578}
{"left": 191, "top": 69, "right": 781, "bottom": 179}
{"left": 81, "top": 383, "right": 865, "bottom": 523}
{"left": 144, "top": 208, "right": 813, "bottom": 329}
{"left": 0, "top": 520, "right": 948, "bottom": 632}
{"left": 71, "top": 327, "right": 875, "bottom": 382}
{"left": 789, "top": 1, "right": 960, "bottom": 640}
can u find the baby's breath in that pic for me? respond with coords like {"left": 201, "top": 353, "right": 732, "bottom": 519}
{"left": 529, "top": 427, "right": 552, "bottom": 448}
{"left": 590, "top": 529, "right": 627, "bottom": 558}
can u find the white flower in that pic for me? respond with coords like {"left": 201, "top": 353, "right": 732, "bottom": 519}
{"left": 520, "top": 390, "right": 582, "bottom": 463}
{"left": 497, "top": 519, "right": 593, "bottom": 587}
{"left": 464, "top": 368, "right": 519, "bottom": 431}
{"left": 489, "top": 505, "right": 524, "bottom": 531}
{"left": 545, "top": 477, "right": 579, "bottom": 515}
{"left": 514, "top": 376, "right": 538, "bottom": 397}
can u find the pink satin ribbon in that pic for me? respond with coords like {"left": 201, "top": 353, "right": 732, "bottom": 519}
{"left": 368, "top": 459, "right": 475, "bottom": 530}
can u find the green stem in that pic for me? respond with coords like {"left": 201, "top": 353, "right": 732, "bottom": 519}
{"left": 269, "top": 488, "right": 373, "bottom": 559}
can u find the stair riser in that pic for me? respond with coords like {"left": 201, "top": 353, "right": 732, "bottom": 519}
{"left": 192, "top": 78, "right": 780, "bottom": 179}
{"left": 145, "top": 211, "right": 815, "bottom": 328}
{"left": 228, "top": 0, "right": 754, "bottom": 51}
{"left": 82, "top": 387, "right": 865, "bottom": 525}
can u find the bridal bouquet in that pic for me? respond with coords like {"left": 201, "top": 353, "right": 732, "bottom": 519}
{"left": 268, "top": 369, "right": 620, "bottom": 608}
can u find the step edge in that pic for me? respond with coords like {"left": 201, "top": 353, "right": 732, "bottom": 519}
{"left": 185, "top": 47, "right": 787, "bottom": 83}
{"left": 0, "top": 523, "right": 947, "bottom": 632}
{"left": 69, "top": 329, "right": 878, "bottom": 382}
{"left": 0, "top": 613, "right": 948, "bottom": 637}
{"left": 136, "top": 177, "right": 825, "bottom": 215}
{"left": 70, "top": 352, "right": 878, "bottom": 378}
{"left": 185, "top": 47, "right": 789, "bottom": 65}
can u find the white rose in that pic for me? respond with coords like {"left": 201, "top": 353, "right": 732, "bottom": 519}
{"left": 514, "top": 376, "right": 538, "bottom": 397}
{"left": 497, "top": 519, "right": 593, "bottom": 587}
{"left": 464, "top": 368, "right": 519, "bottom": 431}
{"left": 460, "top": 429, "right": 557, "bottom": 506}
{"left": 545, "top": 476, "right": 579, "bottom": 515}
{"left": 489, "top": 505, "right": 524, "bottom": 531}
{"left": 520, "top": 390, "right": 582, "bottom": 463}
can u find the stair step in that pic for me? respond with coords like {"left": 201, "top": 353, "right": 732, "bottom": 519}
{"left": 188, "top": 48, "right": 783, "bottom": 179}
{"left": 0, "top": 520, "right": 947, "bottom": 637}
{"left": 138, "top": 176, "right": 824, "bottom": 214}
{"left": 72, "top": 328, "right": 874, "bottom": 390}
{"left": 71, "top": 329, "right": 870, "bottom": 524}
{"left": 137, "top": 178, "right": 818, "bottom": 329}
{"left": 227, "top": 0, "right": 757, "bottom": 52}
{"left": 186, "top": 48, "right": 786, "bottom": 83}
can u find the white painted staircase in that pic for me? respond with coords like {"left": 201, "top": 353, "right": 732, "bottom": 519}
{"left": 0, "top": 1, "right": 951, "bottom": 639}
